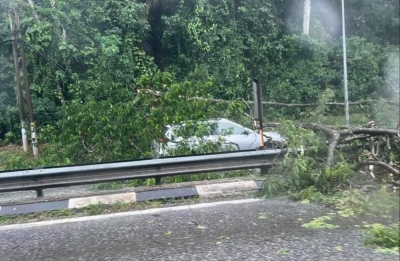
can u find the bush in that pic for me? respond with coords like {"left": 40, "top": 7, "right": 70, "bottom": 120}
{"left": 264, "top": 119, "right": 358, "bottom": 195}
{"left": 363, "top": 223, "right": 399, "bottom": 250}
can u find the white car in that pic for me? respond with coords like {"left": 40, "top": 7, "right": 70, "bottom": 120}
{"left": 152, "top": 118, "right": 286, "bottom": 157}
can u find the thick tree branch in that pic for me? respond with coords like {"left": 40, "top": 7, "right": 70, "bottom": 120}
{"left": 263, "top": 122, "right": 399, "bottom": 137}
{"left": 327, "top": 132, "right": 340, "bottom": 168}
{"left": 340, "top": 135, "right": 372, "bottom": 143}
{"left": 261, "top": 121, "right": 399, "bottom": 170}
{"left": 136, "top": 89, "right": 396, "bottom": 108}
{"left": 27, "top": 0, "right": 39, "bottom": 20}
{"left": 355, "top": 160, "right": 399, "bottom": 176}
{"left": 338, "top": 128, "right": 399, "bottom": 136}
{"left": 81, "top": 136, "right": 98, "bottom": 154}
{"left": 295, "top": 123, "right": 336, "bottom": 137}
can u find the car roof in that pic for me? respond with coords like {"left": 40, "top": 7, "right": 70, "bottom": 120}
{"left": 165, "top": 118, "right": 250, "bottom": 134}
{"left": 166, "top": 118, "right": 235, "bottom": 127}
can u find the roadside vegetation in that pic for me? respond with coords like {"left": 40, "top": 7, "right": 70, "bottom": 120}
{"left": 0, "top": 0, "right": 398, "bottom": 253}
{"left": 0, "top": 0, "right": 398, "bottom": 167}
{"left": 262, "top": 98, "right": 399, "bottom": 253}
{"left": 92, "top": 170, "right": 255, "bottom": 190}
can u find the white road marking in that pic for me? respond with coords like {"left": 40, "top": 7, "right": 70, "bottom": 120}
{"left": 0, "top": 198, "right": 262, "bottom": 231}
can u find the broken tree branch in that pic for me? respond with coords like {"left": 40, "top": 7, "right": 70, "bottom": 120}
{"left": 262, "top": 122, "right": 399, "bottom": 137}
{"left": 259, "top": 121, "right": 399, "bottom": 169}
{"left": 327, "top": 132, "right": 340, "bottom": 168}
{"left": 340, "top": 135, "right": 372, "bottom": 143}
{"left": 81, "top": 136, "right": 98, "bottom": 154}
{"left": 136, "top": 88, "right": 397, "bottom": 108}
{"left": 338, "top": 128, "right": 399, "bottom": 136}
{"left": 27, "top": 0, "right": 39, "bottom": 20}
{"left": 355, "top": 160, "right": 400, "bottom": 176}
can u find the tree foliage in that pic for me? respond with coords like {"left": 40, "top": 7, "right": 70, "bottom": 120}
{"left": 0, "top": 0, "right": 398, "bottom": 166}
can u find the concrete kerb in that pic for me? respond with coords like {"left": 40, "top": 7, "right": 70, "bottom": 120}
{"left": 0, "top": 180, "right": 265, "bottom": 216}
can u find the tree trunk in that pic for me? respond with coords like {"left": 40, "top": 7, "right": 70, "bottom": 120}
{"left": 27, "top": 0, "right": 39, "bottom": 20}
{"left": 50, "top": 0, "right": 67, "bottom": 105}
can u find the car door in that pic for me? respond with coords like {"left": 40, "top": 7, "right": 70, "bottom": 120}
{"left": 217, "top": 122, "right": 258, "bottom": 151}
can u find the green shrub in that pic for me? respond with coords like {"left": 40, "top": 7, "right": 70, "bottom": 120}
{"left": 363, "top": 223, "right": 399, "bottom": 250}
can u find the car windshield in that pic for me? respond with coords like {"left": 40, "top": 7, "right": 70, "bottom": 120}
{"left": 217, "top": 122, "right": 248, "bottom": 135}
{"left": 166, "top": 121, "right": 219, "bottom": 139}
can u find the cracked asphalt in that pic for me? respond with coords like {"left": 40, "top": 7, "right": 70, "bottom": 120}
{"left": 0, "top": 198, "right": 397, "bottom": 261}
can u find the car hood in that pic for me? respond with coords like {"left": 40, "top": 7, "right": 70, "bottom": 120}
{"left": 263, "top": 132, "right": 286, "bottom": 142}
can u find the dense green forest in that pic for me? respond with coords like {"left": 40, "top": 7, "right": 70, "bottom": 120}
{"left": 0, "top": 0, "right": 399, "bottom": 166}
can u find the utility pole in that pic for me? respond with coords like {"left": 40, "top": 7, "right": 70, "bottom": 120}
{"left": 9, "top": 10, "right": 28, "bottom": 152}
{"left": 341, "top": 0, "right": 350, "bottom": 127}
{"left": 252, "top": 79, "right": 264, "bottom": 148}
{"left": 303, "top": 0, "right": 311, "bottom": 35}
{"left": 10, "top": 9, "right": 39, "bottom": 157}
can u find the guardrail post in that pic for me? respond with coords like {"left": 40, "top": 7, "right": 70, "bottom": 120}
{"left": 260, "top": 166, "right": 269, "bottom": 176}
{"left": 36, "top": 189, "right": 43, "bottom": 197}
{"left": 155, "top": 176, "right": 161, "bottom": 185}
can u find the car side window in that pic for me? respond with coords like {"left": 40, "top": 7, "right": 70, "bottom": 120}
{"left": 218, "top": 123, "right": 246, "bottom": 135}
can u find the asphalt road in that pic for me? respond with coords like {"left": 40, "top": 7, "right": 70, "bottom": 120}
{"left": 0, "top": 198, "right": 397, "bottom": 261}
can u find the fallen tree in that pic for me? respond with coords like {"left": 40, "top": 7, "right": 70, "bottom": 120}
{"left": 264, "top": 121, "right": 399, "bottom": 185}
{"left": 139, "top": 88, "right": 399, "bottom": 183}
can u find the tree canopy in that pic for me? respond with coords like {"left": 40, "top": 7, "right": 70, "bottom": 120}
{"left": 0, "top": 0, "right": 398, "bottom": 164}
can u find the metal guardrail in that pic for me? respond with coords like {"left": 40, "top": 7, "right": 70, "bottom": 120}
{"left": 0, "top": 149, "right": 284, "bottom": 197}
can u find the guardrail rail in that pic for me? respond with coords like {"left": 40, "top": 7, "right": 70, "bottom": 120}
{"left": 0, "top": 149, "right": 285, "bottom": 197}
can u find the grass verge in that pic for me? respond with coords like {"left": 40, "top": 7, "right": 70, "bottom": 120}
{"left": 0, "top": 191, "right": 258, "bottom": 226}
{"left": 92, "top": 170, "right": 256, "bottom": 190}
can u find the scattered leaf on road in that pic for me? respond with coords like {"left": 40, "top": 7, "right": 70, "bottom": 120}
{"left": 197, "top": 225, "right": 207, "bottom": 229}
{"left": 301, "top": 216, "right": 339, "bottom": 229}
{"left": 258, "top": 213, "right": 267, "bottom": 219}
{"left": 277, "top": 249, "right": 290, "bottom": 254}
